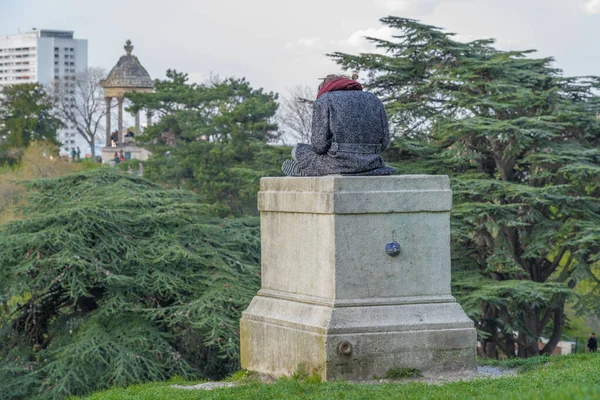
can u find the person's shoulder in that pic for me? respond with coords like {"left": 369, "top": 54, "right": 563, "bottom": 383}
{"left": 360, "top": 90, "right": 383, "bottom": 101}
{"left": 314, "top": 94, "right": 330, "bottom": 104}
{"left": 319, "top": 91, "right": 384, "bottom": 108}
{"left": 330, "top": 90, "right": 381, "bottom": 101}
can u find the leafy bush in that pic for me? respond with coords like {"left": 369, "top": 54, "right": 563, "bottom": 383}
{"left": 0, "top": 141, "right": 99, "bottom": 223}
{"left": 143, "top": 140, "right": 289, "bottom": 217}
{"left": 0, "top": 169, "right": 261, "bottom": 399}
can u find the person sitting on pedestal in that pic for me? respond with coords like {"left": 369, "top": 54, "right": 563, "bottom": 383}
{"left": 282, "top": 73, "right": 396, "bottom": 177}
{"left": 110, "top": 131, "right": 119, "bottom": 147}
{"left": 124, "top": 129, "right": 135, "bottom": 138}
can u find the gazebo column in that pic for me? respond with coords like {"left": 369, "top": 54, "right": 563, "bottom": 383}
{"left": 146, "top": 110, "right": 152, "bottom": 128}
{"left": 117, "top": 97, "right": 124, "bottom": 146}
{"left": 135, "top": 110, "right": 140, "bottom": 136}
{"left": 105, "top": 97, "right": 112, "bottom": 147}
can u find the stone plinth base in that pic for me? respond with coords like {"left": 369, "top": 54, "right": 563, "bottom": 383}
{"left": 240, "top": 176, "right": 477, "bottom": 381}
{"left": 101, "top": 145, "right": 151, "bottom": 164}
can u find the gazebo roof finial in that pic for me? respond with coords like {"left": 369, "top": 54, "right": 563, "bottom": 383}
{"left": 124, "top": 40, "right": 133, "bottom": 56}
{"left": 101, "top": 39, "right": 153, "bottom": 90}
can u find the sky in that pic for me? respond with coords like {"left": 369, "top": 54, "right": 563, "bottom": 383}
{"left": 2, "top": 0, "right": 600, "bottom": 98}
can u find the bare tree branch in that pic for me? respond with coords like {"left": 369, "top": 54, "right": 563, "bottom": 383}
{"left": 50, "top": 67, "right": 112, "bottom": 159}
{"left": 277, "top": 85, "right": 315, "bottom": 145}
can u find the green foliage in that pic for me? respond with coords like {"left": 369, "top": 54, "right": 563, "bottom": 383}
{"left": 383, "top": 139, "right": 458, "bottom": 175}
{"left": 127, "top": 70, "right": 279, "bottom": 144}
{"left": 143, "top": 140, "right": 289, "bottom": 216}
{"left": 115, "top": 158, "right": 142, "bottom": 173}
{"left": 384, "top": 367, "right": 422, "bottom": 380}
{"left": 0, "top": 84, "right": 61, "bottom": 164}
{"left": 127, "top": 70, "right": 287, "bottom": 216}
{"left": 79, "top": 353, "right": 600, "bottom": 400}
{"left": 0, "top": 141, "right": 100, "bottom": 224}
{"left": 290, "top": 363, "right": 322, "bottom": 383}
{"left": 331, "top": 16, "right": 600, "bottom": 357}
{"left": 0, "top": 169, "right": 261, "bottom": 399}
{"left": 224, "top": 369, "right": 260, "bottom": 383}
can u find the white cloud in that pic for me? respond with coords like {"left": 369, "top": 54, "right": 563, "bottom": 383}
{"left": 581, "top": 0, "right": 600, "bottom": 14}
{"left": 284, "top": 37, "right": 325, "bottom": 51}
{"left": 296, "top": 37, "right": 323, "bottom": 48}
{"left": 289, "top": 28, "right": 395, "bottom": 53}
{"left": 453, "top": 33, "right": 483, "bottom": 43}
{"left": 338, "top": 26, "right": 395, "bottom": 47}
{"left": 329, "top": 26, "right": 396, "bottom": 54}
{"left": 453, "top": 33, "right": 524, "bottom": 51}
{"left": 375, "top": 0, "right": 441, "bottom": 15}
{"left": 186, "top": 71, "right": 212, "bottom": 84}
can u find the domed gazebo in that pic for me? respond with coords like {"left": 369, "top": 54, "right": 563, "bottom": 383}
{"left": 101, "top": 40, "right": 153, "bottom": 148}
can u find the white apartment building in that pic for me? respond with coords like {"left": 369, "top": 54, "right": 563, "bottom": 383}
{"left": 0, "top": 29, "right": 89, "bottom": 155}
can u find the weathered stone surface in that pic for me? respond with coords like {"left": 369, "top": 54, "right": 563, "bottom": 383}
{"left": 241, "top": 175, "right": 477, "bottom": 381}
{"left": 171, "top": 382, "right": 237, "bottom": 390}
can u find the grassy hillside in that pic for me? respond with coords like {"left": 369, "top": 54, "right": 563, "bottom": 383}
{"left": 79, "top": 354, "right": 600, "bottom": 400}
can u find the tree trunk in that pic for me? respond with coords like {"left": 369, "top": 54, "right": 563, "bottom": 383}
{"left": 540, "top": 302, "right": 565, "bottom": 356}
{"left": 90, "top": 135, "right": 95, "bottom": 159}
{"left": 480, "top": 304, "right": 499, "bottom": 359}
{"left": 517, "top": 312, "right": 540, "bottom": 358}
{"left": 483, "top": 341, "right": 498, "bottom": 359}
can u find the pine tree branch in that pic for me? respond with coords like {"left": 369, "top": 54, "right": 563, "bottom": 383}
{"left": 540, "top": 246, "right": 568, "bottom": 281}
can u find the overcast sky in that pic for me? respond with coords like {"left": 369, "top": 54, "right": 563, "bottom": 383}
{"left": 2, "top": 0, "right": 600, "bottom": 98}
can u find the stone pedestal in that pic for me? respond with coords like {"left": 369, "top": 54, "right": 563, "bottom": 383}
{"left": 100, "top": 145, "right": 151, "bottom": 164}
{"left": 240, "top": 176, "right": 477, "bottom": 380}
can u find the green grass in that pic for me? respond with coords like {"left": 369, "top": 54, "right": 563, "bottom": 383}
{"left": 477, "top": 355, "right": 552, "bottom": 372}
{"left": 77, "top": 354, "right": 600, "bottom": 400}
{"left": 384, "top": 367, "right": 423, "bottom": 379}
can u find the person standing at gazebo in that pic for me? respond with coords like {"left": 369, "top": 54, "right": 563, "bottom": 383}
{"left": 110, "top": 131, "right": 119, "bottom": 147}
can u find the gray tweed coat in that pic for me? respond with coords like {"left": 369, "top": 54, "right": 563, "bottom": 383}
{"left": 294, "top": 90, "right": 396, "bottom": 176}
